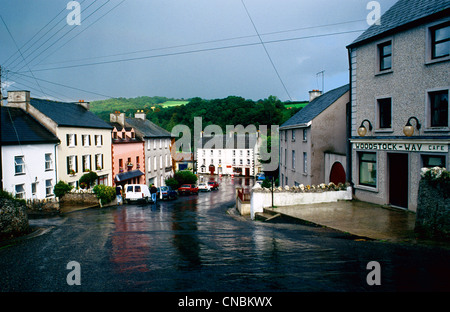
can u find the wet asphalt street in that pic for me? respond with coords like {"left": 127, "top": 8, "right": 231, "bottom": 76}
{"left": 0, "top": 176, "right": 450, "bottom": 292}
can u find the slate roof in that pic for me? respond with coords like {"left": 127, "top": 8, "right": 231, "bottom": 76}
{"left": 1, "top": 106, "right": 60, "bottom": 145}
{"left": 280, "top": 84, "right": 349, "bottom": 129}
{"left": 125, "top": 117, "right": 173, "bottom": 138}
{"left": 30, "top": 98, "right": 113, "bottom": 129}
{"left": 199, "top": 134, "right": 258, "bottom": 149}
{"left": 348, "top": 0, "right": 450, "bottom": 48}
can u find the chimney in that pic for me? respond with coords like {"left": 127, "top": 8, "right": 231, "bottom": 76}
{"left": 7, "top": 90, "right": 30, "bottom": 111}
{"left": 110, "top": 111, "right": 125, "bottom": 126}
{"left": 309, "top": 90, "right": 322, "bottom": 102}
{"left": 135, "top": 109, "right": 146, "bottom": 120}
{"left": 78, "top": 99, "right": 90, "bottom": 110}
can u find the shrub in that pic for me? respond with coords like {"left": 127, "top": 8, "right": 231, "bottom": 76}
{"left": 53, "top": 181, "right": 73, "bottom": 198}
{"left": 79, "top": 171, "right": 98, "bottom": 189}
{"left": 173, "top": 170, "right": 198, "bottom": 186}
{"left": 93, "top": 185, "right": 116, "bottom": 205}
{"left": 165, "top": 177, "right": 180, "bottom": 190}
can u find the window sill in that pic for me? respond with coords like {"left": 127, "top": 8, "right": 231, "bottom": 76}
{"left": 14, "top": 173, "right": 25, "bottom": 176}
{"left": 425, "top": 57, "right": 450, "bottom": 66}
{"left": 354, "top": 184, "right": 378, "bottom": 193}
{"left": 424, "top": 127, "right": 450, "bottom": 133}
{"left": 375, "top": 69, "right": 393, "bottom": 77}
{"left": 374, "top": 129, "right": 394, "bottom": 134}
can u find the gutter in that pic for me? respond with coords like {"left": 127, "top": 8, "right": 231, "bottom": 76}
{"left": 347, "top": 47, "right": 354, "bottom": 194}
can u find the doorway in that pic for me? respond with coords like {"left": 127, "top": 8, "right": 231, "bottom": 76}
{"left": 388, "top": 153, "right": 409, "bottom": 209}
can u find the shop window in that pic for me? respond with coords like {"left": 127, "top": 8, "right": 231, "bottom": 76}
{"left": 422, "top": 155, "right": 446, "bottom": 168}
{"left": 359, "top": 152, "right": 377, "bottom": 187}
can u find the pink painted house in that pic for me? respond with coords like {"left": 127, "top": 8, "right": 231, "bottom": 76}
{"left": 110, "top": 112, "right": 145, "bottom": 186}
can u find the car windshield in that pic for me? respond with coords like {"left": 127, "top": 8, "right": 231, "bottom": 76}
{"left": 181, "top": 185, "right": 190, "bottom": 188}
{"left": 135, "top": 186, "right": 141, "bottom": 192}
{"left": 160, "top": 186, "right": 168, "bottom": 191}
{"left": 127, "top": 186, "right": 133, "bottom": 192}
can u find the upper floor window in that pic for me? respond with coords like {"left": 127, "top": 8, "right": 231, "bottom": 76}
{"left": 291, "top": 130, "right": 295, "bottom": 142}
{"left": 303, "top": 128, "right": 307, "bottom": 141}
{"left": 15, "top": 156, "right": 25, "bottom": 175}
{"left": 95, "top": 135, "right": 103, "bottom": 146}
{"left": 67, "top": 134, "right": 76, "bottom": 147}
{"left": 82, "top": 134, "right": 91, "bottom": 147}
{"left": 378, "top": 41, "right": 392, "bottom": 71}
{"left": 45, "top": 153, "right": 53, "bottom": 171}
{"left": 431, "top": 22, "right": 450, "bottom": 60}
{"left": 377, "top": 98, "right": 392, "bottom": 129}
{"left": 429, "top": 90, "right": 449, "bottom": 128}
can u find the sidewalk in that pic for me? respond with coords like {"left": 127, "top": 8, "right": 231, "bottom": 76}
{"left": 263, "top": 200, "right": 418, "bottom": 243}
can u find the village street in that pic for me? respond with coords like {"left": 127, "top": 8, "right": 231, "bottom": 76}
{"left": 0, "top": 176, "right": 449, "bottom": 293}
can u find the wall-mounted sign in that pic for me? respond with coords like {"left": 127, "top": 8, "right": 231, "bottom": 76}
{"left": 352, "top": 140, "right": 448, "bottom": 153}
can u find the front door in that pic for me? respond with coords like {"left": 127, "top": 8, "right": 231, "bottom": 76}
{"left": 388, "top": 153, "right": 408, "bottom": 209}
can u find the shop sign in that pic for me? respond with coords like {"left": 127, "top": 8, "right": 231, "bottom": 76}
{"left": 353, "top": 141, "right": 448, "bottom": 153}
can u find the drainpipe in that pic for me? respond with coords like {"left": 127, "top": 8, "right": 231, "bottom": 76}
{"left": 347, "top": 47, "right": 354, "bottom": 195}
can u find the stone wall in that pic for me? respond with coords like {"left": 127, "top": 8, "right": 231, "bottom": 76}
{"left": 0, "top": 198, "right": 29, "bottom": 238}
{"left": 415, "top": 179, "right": 450, "bottom": 240}
{"left": 60, "top": 191, "right": 99, "bottom": 206}
{"left": 250, "top": 183, "right": 352, "bottom": 220}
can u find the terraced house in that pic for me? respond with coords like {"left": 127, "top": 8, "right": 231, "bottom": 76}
{"left": 5, "top": 91, "right": 113, "bottom": 188}
{"left": 347, "top": 0, "right": 449, "bottom": 211}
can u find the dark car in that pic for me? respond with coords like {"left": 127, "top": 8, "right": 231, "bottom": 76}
{"left": 207, "top": 181, "right": 219, "bottom": 190}
{"left": 178, "top": 184, "right": 199, "bottom": 195}
{"left": 158, "top": 186, "right": 178, "bottom": 200}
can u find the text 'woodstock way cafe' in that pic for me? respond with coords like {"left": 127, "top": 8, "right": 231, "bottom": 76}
{"left": 353, "top": 141, "right": 448, "bottom": 153}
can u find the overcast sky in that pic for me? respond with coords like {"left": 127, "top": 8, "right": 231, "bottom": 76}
{"left": 0, "top": 0, "right": 398, "bottom": 102}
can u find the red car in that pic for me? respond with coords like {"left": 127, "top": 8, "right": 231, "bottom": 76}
{"left": 178, "top": 184, "right": 199, "bottom": 195}
{"left": 207, "top": 181, "right": 219, "bottom": 190}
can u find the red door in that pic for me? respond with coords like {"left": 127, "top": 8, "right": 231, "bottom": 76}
{"left": 329, "top": 162, "right": 346, "bottom": 184}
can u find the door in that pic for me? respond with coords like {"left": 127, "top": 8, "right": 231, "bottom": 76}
{"left": 245, "top": 168, "right": 250, "bottom": 176}
{"left": 388, "top": 153, "right": 408, "bottom": 209}
{"left": 329, "top": 162, "right": 346, "bottom": 184}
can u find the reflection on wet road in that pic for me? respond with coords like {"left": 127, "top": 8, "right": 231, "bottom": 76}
{"left": 1, "top": 176, "right": 449, "bottom": 291}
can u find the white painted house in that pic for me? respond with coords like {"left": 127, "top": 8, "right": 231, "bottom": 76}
{"left": 1, "top": 106, "right": 60, "bottom": 199}
{"left": 197, "top": 133, "right": 262, "bottom": 176}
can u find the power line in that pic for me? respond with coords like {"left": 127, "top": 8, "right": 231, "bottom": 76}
{"left": 0, "top": 15, "right": 49, "bottom": 99}
{"left": 17, "top": 29, "right": 365, "bottom": 73}
{"left": 241, "top": 0, "right": 292, "bottom": 101}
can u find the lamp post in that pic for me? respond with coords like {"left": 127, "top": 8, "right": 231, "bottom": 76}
{"left": 403, "top": 117, "right": 421, "bottom": 137}
{"left": 357, "top": 119, "right": 373, "bottom": 137}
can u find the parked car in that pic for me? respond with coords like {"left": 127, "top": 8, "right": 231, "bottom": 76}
{"left": 159, "top": 186, "right": 178, "bottom": 200}
{"left": 256, "top": 173, "right": 265, "bottom": 180}
{"left": 207, "top": 181, "right": 219, "bottom": 190}
{"left": 198, "top": 182, "right": 211, "bottom": 192}
{"left": 178, "top": 184, "right": 199, "bottom": 195}
{"left": 123, "top": 184, "right": 151, "bottom": 203}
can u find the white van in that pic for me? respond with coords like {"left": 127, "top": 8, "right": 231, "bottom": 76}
{"left": 123, "top": 184, "right": 151, "bottom": 204}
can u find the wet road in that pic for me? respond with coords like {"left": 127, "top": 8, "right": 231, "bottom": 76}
{"left": 1, "top": 176, "right": 450, "bottom": 292}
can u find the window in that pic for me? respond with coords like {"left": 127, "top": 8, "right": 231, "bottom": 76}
{"left": 82, "top": 135, "right": 91, "bottom": 147}
{"left": 211, "top": 159, "right": 214, "bottom": 165}
{"left": 67, "top": 155, "right": 77, "bottom": 174}
{"left": 431, "top": 22, "right": 450, "bottom": 60}
{"left": 14, "top": 156, "right": 25, "bottom": 175}
{"left": 211, "top": 150, "right": 214, "bottom": 156}
{"left": 303, "top": 128, "right": 307, "bottom": 141}
{"left": 303, "top": 152, "right": 307, "bottom": 173}
{"left": 359, "top": 152, "right": 377, "bottom": 187}
{"left": 82, "top": 155, "right": 91, "bottom": 172}
{"left": 45, "top": 179, "right": 53, "bottom": 197}
{"left": 239, "top": 150, "right": 243, "bottom": 157}
{"left": 285, "top": 130, "right": 288, "bottom": 141}
{"left": 160, "top": 139, "right": 162, "bottom": 149}
{"left": 285, "top": 176, "right": 288, "bottom": 186}
{"left": 15, "top": 184, "right": 25, "bottom": 199}
{"left": 218, "top": 150, "right": 222, "bottom": 156}
{"left": 429, "top": 90, "right": 449, "bottom": 127}
{"left": 239, "top": 159, "right": 243, "bottom": 165}
{"left": 113, "top": 132, "right": 118, "bottom": 140}
{"left": 292, "top": 150, "right": 296, "bottom": 169}
{"left": 202, "top": 149, "right": 206, "bottom": 156}
{"left": 247, "top": 150, "right": 250, "bottom": 157}
{"left": 219, "top": 159, "right": 222, "bottom": 165}
{"left": 160, "top": 155, "right": 163, "bottom": 169}
{"left": 247, "top": 159, "right": 250, "bottom": 165}
{"left": 378, "top": 98, "right": 392, "bottom": 129}
{"left": 422, "top": 155, "right": 446, "bottom": 168}
{"left": 233, "top": 159, "right": 236, "bottom": 165}
{"left": 148, "top": 157, "right": 152, "bottom": 172}
{"left": 285, "top": 149, "right": 287, "bottom": 168}
{"left": 154, "top": 156, "right": 157, "bottom": 171}
{"left": 233, "top": 150, "right": 236, "bottom": 157}
{"left": 31, "top": 182, "right": 37, "bottom": 196}
{"left": 292, "top": 130, "right": 295, "bottom": 141}
{"left": 45, "top": 153, "right": 53, "bottom": 171}
{"left": 95, "top": 154, "right": 103, "bottom": 170}
{"left": 95, "top": 135, "right": 103, "bottom": 146}
{"left": 67, "top": 134, "right": 76, "bottom": 147}
{"left": 153, "top": 139, "right": 157, "bottom": 149}
{"left": 378, "top": 41, "right": 392, "bottom": 71}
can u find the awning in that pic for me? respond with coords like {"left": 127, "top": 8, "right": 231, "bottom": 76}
{"left": 115, "top": 169, "right": 144, "bottom": 182}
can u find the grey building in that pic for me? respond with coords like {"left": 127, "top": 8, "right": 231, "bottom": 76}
{"left": 347, "top": 0, "right": 450, "bottom": 211}
{"left": 279, "top": 85, "right": 349, "bottom": 187}
{"left": 112, "top": 111, "right": 174, "bottom": 187}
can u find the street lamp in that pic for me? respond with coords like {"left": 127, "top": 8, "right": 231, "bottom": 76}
{"left": 357, "top": 119, "right": 373, "bottom": 137}
{"left": 403, "top": 117, "right": 421, "bottom": 137}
